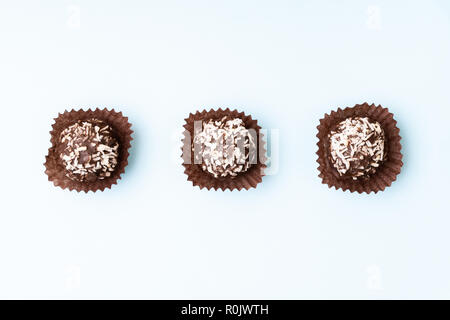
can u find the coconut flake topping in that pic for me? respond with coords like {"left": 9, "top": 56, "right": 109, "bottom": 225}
{"left": 59, "top": 119, "right": 119, "bottom": 182}
{"left": 328, "top": 117, "right": 386, "bottom": 180}
{"left": 192, "top": 117, "right": 256, "bottom": 178}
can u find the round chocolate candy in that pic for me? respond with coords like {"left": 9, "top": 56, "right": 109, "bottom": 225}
{"left": 328, "top": 117, "right": 386, "bottom": 180}
{"left": 57, "top": 119, "right": 120, "bottom": 182}
{"left": 192, "top": 116, "right": 256, "bottom": 178}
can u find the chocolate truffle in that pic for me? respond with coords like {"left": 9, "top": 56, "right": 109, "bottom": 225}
{"left": 182, "top": 108, "right": 266, "bottom": 191}
{"left": 316, "top": 103, "right": 403, "bottom": 193}
{"left": 192, "top": 116, "right": 256, "bottom": 178}
{"left": 328, "top": 117, "right": 386, "bottom": 180}
{"left": 57, "top": 119, "right": 119, "bottom": 182}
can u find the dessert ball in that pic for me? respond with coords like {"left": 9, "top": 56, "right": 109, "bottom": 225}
{"left": 58, "top": 119, "right": 119, "bottom": 182}
{"left": 192, "top": 116, "right": 256, "bottom": 178}
{"left": 328, "top": 117, "right": 386, "bottom": 180}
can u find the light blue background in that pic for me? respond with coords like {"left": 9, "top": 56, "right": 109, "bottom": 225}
{"left": 0, "top": 0, "right": 449, "bottom": 299}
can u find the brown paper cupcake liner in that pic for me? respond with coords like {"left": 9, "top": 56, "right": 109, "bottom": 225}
{"left": 182, "top": 108, "right": 267, "bottom": 191}
{"left": 45, "top": 108, "right": 133, "bottom": 192}
{"left": 316, "top": 102, "right": 403, "bottom": 194}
